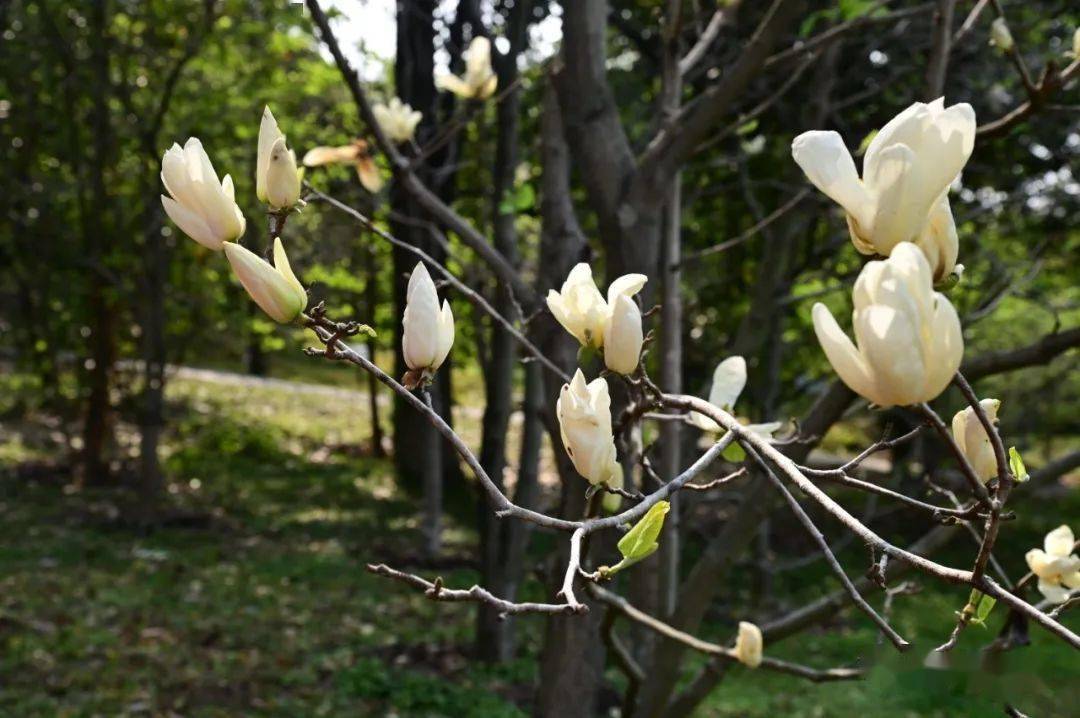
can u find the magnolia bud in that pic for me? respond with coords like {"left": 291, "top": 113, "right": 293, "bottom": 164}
{"left": 160, "top": 138, "right": 246, "bottom": 250}
{"left": 950, "top": 398, "right": 1001, "bottom": 483}
{"left": 556, "top": 370, "right": 623, "bottom": 489}
{"left": 990, "top": 18, "right": 1015, "bottom": 52}
{"left": 223, "top": 238, "right": 307, "bottom": 323}
{"left": 257, "top": 106, "right": 301, "bottom": 209}
{"left": 265, "top": 137, "right": 301, "bottom": 210}
{"left": 402, "top": 262, "right": 455, "bottom": 372}
{"left": 1073, "top": 28, "right": 1080, "bottom": 58}
{"left": 603, "top": 294, "right": 643, "bottom": 375}
{"left": 734, "top": 621, "right": 763, "bottom": 668}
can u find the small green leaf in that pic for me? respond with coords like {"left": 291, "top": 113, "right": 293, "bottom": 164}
{"left": 735, "top": 119, "right": 759, "bottom": 136}
{"left": 1008, "top": 447, "right": 1029, "bottom": 482}
{"left": 963, "top": 589, "right": 997, "bottom": 627}
{"left": 857, "top": 129, "right": 878, "bottom": 155}
{"left": 604, "top": 501, "right": 671, "bottom": 576}
{"left": 722, "top": 441, "right": 746, "bottom": 463}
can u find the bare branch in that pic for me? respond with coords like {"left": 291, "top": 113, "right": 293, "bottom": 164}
{"left": 367, "top": 563, "right": 578, "bottom": 615}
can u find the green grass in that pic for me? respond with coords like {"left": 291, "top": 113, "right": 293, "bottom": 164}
{"left": 1, "top": 369, "right": 1077, "bottom": 716}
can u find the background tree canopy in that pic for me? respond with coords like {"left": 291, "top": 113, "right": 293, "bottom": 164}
{"left": 0, "top": 0, "right": 1078, "bottom": 716}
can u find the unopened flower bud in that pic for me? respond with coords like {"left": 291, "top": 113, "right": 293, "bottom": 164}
{"left": 990, "top": 18, "right": 1014, "bottom": 53}
{"left": 223, "top": 238, "right": 307, "bottom": 323}
{"left": 734, "top": 621, "right": 763, "bottom": 668}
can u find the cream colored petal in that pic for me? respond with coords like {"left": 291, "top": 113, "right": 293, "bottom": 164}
{"left": 257, "top": 106, "right": 284, "bottom": 202}
{"left": 356, "top": 157, "right": 385, "bottom": 194}
{"left": 272, "top": 237, "right": 307, "bottom": 311}
{"left": 919, "top": 292, "right": 963, "bottom": 401}
{"left": 864, "top": 101, "right": 926, "bottom": 169}
{"left": 402, "top": 262, "right": 442, "bottom": 369}
{"left": 1045, "top": 525, "right": 1076, "bottom": 558}
{"left": 708, "top": 356, "right": 747, "bottom": 411}
{"left": 302, "top": 145, "right": 361, "bottom": 167}
{"left": 812, "top": 303, "right": 880, "bottom": 405}
{"left": 433, "top": 299, "right": 455, "bottom": 371}
{"left": 1037, "top": 579, "right": 1072, "bottom": 604}
{"left": 606, "top": 273, "right": 649, "bottom": 305}
{"left": 913, "top": 194, "right": 959, "bottom": 281}
{"left": 791, "top": 130, "right": 874, "bottom": 231}
{"left": 603, "top": 294, "right": 643, "bottom": 375}
{"left": 224, "top": 241, "right": 301, "bottom": 323}
{"left": 1026, "top": 549, "right": 1053, "bottom": 579}
{"left": 854, "top": 304, "right": 925, "bottom": 406}
{"left": 161, "top": 195, "right": 218, "bottom": 250}
{"left": 734, "top": 621, "right": 763, "bottom": 668}
{"left": 863, "top": 143, "right": 918, "bottom": 252}
{"left": 435, "top": 73, "right": 473, "bottom": 98}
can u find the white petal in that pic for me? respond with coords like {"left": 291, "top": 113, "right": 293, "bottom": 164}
{"left": 603, "top": 294, "right": 643, "bottom": 375}
{"left": 791, "top": 131, "right": 873, "bottom": 230}
{"left": 812, "top": 303, "right": 880, "bottom": 405}
{"left": 854, "top": 304, "right": 925, "bottom": 406}
{"left": 1037, "top": 579, "right": 1072, "bottom": 604}
{"left": 1045, "top": 525, "right": 1076, "bottom": 558}
{"left": 708, "top": 356, "right": 747, "bottom": 411}
{"left": 606, "top": 273, "right": 649, "bottom": 305}
{"left": 161, "top": 195, "right": 219, "bottom": 250}
{"left": 257, "top": 106, "right": 284, "bottom": 202}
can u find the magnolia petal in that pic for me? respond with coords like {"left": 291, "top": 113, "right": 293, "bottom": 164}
{"left": 606, "top": 273, "right": 649, "bottom": 305}
{"left": 356, "top": 158, "right": 385, "bottom": 194}
{"left": 162, "top": 195, "right": 219, "bottom": 250}
{"left": 435, "top": 73, "right": 473, "bottom": 98}
{"left": 433, "top": 299, "right": 455, "bottom": 371}
{"left": 854, "top": 304, "right": 925, "bottom": 407}
{"left": 257, "top": 106, "right": 285, "bottom": 202}
{"left": 302, "top": 145, "right": 361, "bottom": 167}
{"left": 791, "top": 130, "right": 873, "bottom": 231}
{"left": 913, "top": 194, "right": 959, "bottom": 281}
{"left": 603, "top": 294, "right": 643, "bottom": 375}
{"left": 708, "top": 356, "right": 747, "bottom": 411}
{"left": 812, "top": 303, "right": 880, "bottom": 405}
{"left": 1037, "top": 579, "right": 1072, "bottom": 604}
{"left": 734, "top": 621, "right": 763, "bottom": 668}
{"left": 224, "top": 241, "right": 303, "bottom": 323}
{"left": 1045, "top": 525, "right": 1076, "bottom": 558}
{"left": 266, "top": 138, "right": 301, "bottom": 209}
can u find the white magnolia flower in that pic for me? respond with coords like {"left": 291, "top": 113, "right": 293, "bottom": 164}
{"left": 603, "top": 294, "right": 644, "bottom": 375}
{"left": 1026, "top": 525, "right": 1080, "bottom": 604}
{"left": 951, "top": 398, "right": 1001, "bottom": 483}
{"left": 402, "top": 262, "right": 455, "bottom": 372}
{"left": 688, "top": 356, "right": 782, "bottom": 441}
{"left": 546, "top": 263, "right": 647, "bottom": 349}
{"left": 435, "top": 36, "right": 498, "bottom": 100}
{"left": 257, "top": 107, "right": 301, "bottom": 209}
{"left": 223, "top": 238, "right": 307, "bottom": 323}
{"left": 812, "top": 242, "right": 963, "bottom": 407}
{"left": 556, "top": 370, "right": 623, "bottom": 489}
{"left": 373, "top": 97, "right": 422, "bottom": 144}
{"left": 160, "top": 138, "right": 246, "bottom": 250}
{"left": 734, "top": 621, "right": 763, "bottom": 668}
{"left": 792, "top": 98, "right": 975, "bottom": 280}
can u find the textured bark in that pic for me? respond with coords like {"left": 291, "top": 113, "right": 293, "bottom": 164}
{"left": 475, "top": 1, "right": 529, "bottom": 660}
{"left": 533, "top": 81, "right": 605, "bottom": 718}
{"left": 392, "top": 0, "right": 446, "bottom": 556}
{"left": 80, "top": 0, "right": 116, "bottom": 486}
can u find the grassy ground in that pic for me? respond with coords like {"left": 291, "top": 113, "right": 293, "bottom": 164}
{"left": 1, "top": 369, "right": 1077, "bottom": 716}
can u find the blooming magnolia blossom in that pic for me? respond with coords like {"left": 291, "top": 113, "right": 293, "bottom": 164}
{"left": 436, "top": 36, "right": 498, "bottom": 100}
{"left": 402, "top": 262, "right": 455, "bottom": 372}
{"left": 792, "top": 98, "right": 976, "bottom": 280}
{"left": 734, "top": 621, "right": 763, "bottom": 668}
{"left": 302, "top": 140, "right": 384, "bottom": 193}
{"left": 951, "top": 398, "right": 1002, "bottom": 483}
{"left": 160, "top": 138, "right": 246, "bottom": 250}
{"left": 689, "top": 356, "right": 782, "bottom": 440}
{"left": 223, "top": 238, "right": 307, "bottom": 323}
{"left": 556, "top": 370, "right": 623, "bottom": 489}
{"left": 256, "top": 107, "right": 301, "bottom": 210}
{"left": 1025, "top": 525, "right": 1080, "bottom": 603}
{"left": 373, "top": 97, "right": 422, "bottom": 144}
{"left": 603, "top": 294, "right": 644, "bottom": 375}
{"left": 546, "top": 263, "right": 647, "bottom": 350}
{"left": 812, "top": 242, "right": 963, "bottom": 407}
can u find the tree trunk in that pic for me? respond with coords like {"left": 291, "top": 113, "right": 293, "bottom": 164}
{"left": 80, "top": 0, "right": 115, "bottom": 487}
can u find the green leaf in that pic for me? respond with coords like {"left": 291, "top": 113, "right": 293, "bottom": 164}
{"left": 603, "top": 501, "right": 671, "bottom": 576}
{"left": 1008, "top": 447, "right": 1029, "bottom": 482}
{"left": 722, "top": 441, "right": 746, "bottom": 463}
{"left": 735, "top": 119, "right": 759, "bottom": 136}
{"left": 964, "top": 589, "right": 997, "bottom": 627}
{"left": 857, "top": 129, "right": 878, "bottom": 155}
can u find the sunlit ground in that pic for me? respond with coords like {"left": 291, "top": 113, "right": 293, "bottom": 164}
{"left": 1, "top": 370, "right": 1077, "bottom": 716}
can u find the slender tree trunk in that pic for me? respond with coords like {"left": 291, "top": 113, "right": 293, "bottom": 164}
{"left": 80, "top": 0, "right": 115, "bottom": 487}
{"left": 393, "top": 0, "right": 447, "bottom": 558}
{"left": 138, "top": 196, "right": 167, "bottom": 501}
